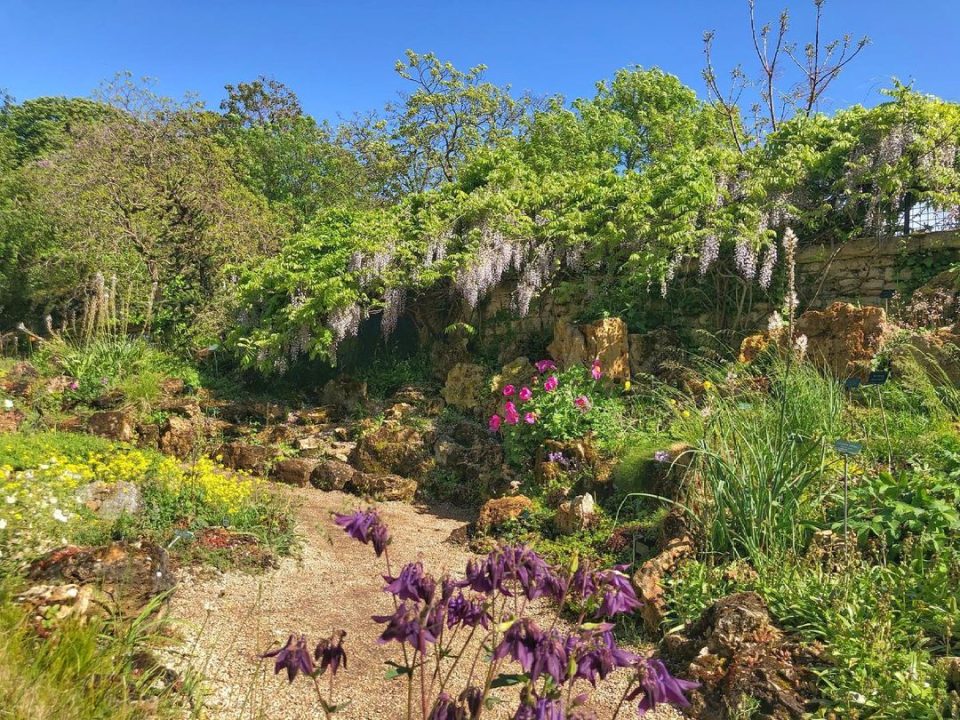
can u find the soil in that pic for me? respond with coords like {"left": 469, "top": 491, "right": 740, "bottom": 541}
{"left": 165, "top": 486, "right": 683, "bottom": 720}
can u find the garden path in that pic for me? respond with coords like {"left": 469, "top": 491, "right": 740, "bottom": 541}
{"left": 166, "top": 486, "right": 679, "bottom": 720}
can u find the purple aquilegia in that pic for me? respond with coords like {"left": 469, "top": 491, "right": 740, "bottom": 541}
{"left": 262, "top": 634, "right": 315, "bottom": 682}
{"left": 574, "top": 627, "right": 639, "bottom": 686}
{"left": 334, "top": 508, "right": 390, "bottom": 557}
{"left": 543, "top": 375, "right": 559, "bottom": 392}
{"left": 595, "top": 565, "right": 643, "bottom": 617}
{"left": 314, "top": 630, "right": 348, "bottom": 676}
{"left": 630, "top": 658, "right": 700, "bottom": 715}
{"left": 384, "top": 561, "right": 436, "bottom": 603}
{"left": 373, "top": 601, "right": 438, "bottom": 654}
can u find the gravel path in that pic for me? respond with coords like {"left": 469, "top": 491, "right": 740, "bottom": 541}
{"left": 166, "top": 487, "right": 682, "bottom": 720}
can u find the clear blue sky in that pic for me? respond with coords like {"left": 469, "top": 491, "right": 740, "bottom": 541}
{"left": 2, "top": 0, "right": 958, "bottom": 122}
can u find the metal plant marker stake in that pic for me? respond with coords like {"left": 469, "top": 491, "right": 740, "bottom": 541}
{"left": 833, "top": 440, "right": 862, "bottom": 547}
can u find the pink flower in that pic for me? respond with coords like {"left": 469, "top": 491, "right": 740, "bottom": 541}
{"left": 535, "top": 359, "right": 557, "bottom": 374}
{"left": 518, "top": 387, "right": 533, "bottom": 402}
{"left": 67, "top": 380, "right": 80, "bottom": 391}
{"left": 524, "top": 412, "right": 537, "bottom": 424}
{"left": 543, "top": 375, "right": 559, "bottom": 392}
{"left": 502, "top": 385, "right": 515, "bottom": 397}
{"left": 504, "top": 401, "right": 520, "bottom": 425}
{"left": 591, "top": 359, "right": 602, "bottom": 381}
{"left": 574, "top": 394, "right": 591, "bottom": 412}
{"left": 488, "top": 414, "right": 502, "bottom": 432}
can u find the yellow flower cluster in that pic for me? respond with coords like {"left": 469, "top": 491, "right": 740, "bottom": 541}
{"left": 164, "top": 456, "right": 258, "bottom": 515}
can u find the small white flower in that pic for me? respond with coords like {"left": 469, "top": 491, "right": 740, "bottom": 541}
{"left": 48, "top": 496, "right": 58, "bottom": 505}
{"left": 3, "top": 399, "right": 12, "bottom": 409}
{"left": 0, "top": 518, "right": 7, "bottom": 530}
{"left": 38, "top": 463, "right": 50, "bottom": 471}
{"left": 65, "top": 586, "right": 78, "bottom": 598}
{"left": 52, "top": 508, "right": 69, "bottom": 523}
{"left": 5, "top": 495, "right": 15, "bottom": 505}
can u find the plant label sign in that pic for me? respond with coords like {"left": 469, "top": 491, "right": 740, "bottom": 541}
{"left": 844, "top": 377, "right": 861, "bottom": 390}
{"left": 879, "top": 289, "right": 896, "bottom": 299}
{"left": 834, "top": 439, "right": 862, "bottom": 456}
{"left": 867, "top": 370, "right": 889, "bottom": 385}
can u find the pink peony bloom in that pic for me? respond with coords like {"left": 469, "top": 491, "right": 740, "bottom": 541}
{"left": 488, "top": 414, "right": 502, "bottom": 432}
{"left": 524, "top": 412, "right": 537, "bottom": 424}
{"left": 504, "top": 401, "right": 520, "bottom": 425}
{"left": 68, "top": 380, "right": 80, "bottom": 391}
{"left": 591, "top": 358, "right": 602, "bottom": 381}
{"left": 534, "top": 359, "right": 557, "bottom": 374}
{"left": 502, "top": 384, "right": 515, "bottom": 397}
{"left": 574, "top": 394, "right": 592, "bottom": 412}
{"left": 518, "top": 386, "right": 533, "bottom": 402}
{"left": 543, "top": 375, "right": 559, "bottom": 392}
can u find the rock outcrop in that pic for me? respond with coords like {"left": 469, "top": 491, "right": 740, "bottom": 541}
{"left": 442, "top": 363, "right": 488, "bottom": 411}
{"left": 88, "top": 410, "right": 135, "bottom": 442}
{"left": 548, "top": 318, "right": 630, "bottom": 382}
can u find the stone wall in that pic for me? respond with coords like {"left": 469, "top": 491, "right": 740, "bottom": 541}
{"left": 795, "top": 230, "right": 960, "bottom": 309}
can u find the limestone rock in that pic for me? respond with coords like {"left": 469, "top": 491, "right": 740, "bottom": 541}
{"left": 477, "top": 495, "right": 533, "bottom": 533}
{"left": 159, "top": 416, "right": 197, "bottom": 459}
{"left": 76, "top": 481, "right": 141, "bottom": 520}
{"left": 311, "top": 459, "right": 356, "bottom": 491}
{"left": 548, "top": 318, "right": 630, "bottom": 382}
{"left": 660, "top": 592, "right": 815, "bottom": 718}
{"left": 632, "top": 510, "right": 696, "bottom": 632}
{"left": 554, "top": 493, "right": 597, "bottom": 534}
{"left": 350, "top": 424, "right": 433, "bottom": 479}
{"left": 0, "top": 408, "right": 24, "bottom": 434}
{"left": 88, "top": 410, "right": 134, "bottom": 442}
{"left": 347, "top": 472, "right": 417, "bottom": 502}
{"left": 491, "top": 357, "right": 534, "bottom": 394}
{"left": 136, "top": 422, "right": 160, "bottom": 450}
{"left": 322, "top": 376, "right": 368, "bottom": 419}
{"left": 442, "top": 363, "right": 488, "bottom": 412}
{"left": 272, "top": 457, "right": 322, "bottom": 487}
{"left": 628, "top": 329, "right": 687, "bottom": 384}
{"left": 216, "top": 441, "right": 278, "bottom": 475}
{"left": 26, "top": 542, "right": 174, "bottom": 618}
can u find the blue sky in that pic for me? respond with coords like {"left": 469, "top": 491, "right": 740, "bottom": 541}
{"left": 2, "top": 0, "right": 958, "bottom": 122}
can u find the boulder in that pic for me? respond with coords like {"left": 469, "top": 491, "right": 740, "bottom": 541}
{"left": 660, "top": 592, "right": 816, "bottom": 718}
{"left": 442, "top": 363, "right": 488, "bottom": 412}
{"left": 548, "top": 317, "right": 630, "bottom": 382}
{"left": 0, "top": 408, "right": 25, "bottom": 434}
{"left": 0, "top": 361, "right": 38, "bottom": 396}
{"left": 476, "top": 495, "right": 533, "bottom": 533}
{"left": 217, "top": 441, "right": 278, "bottom": 475}
{"left": 347, "top": 472, "right": 417, "bottom": 502}
{"left": 554, "top": 493, "right": 597, "bottom": 534}
{"left": 26, "top": 542, "right": 174, "bottom": 618}
{"left": 159, "top": 416, "right": 197, "bottom": 459}
{"left": 311, "top": 459, "right": 356, "bottom": 491}
{"left": 432, "top": 420, "right": 506, "bottom": 502}
{"left": 794, "top": 302, "right": 888, "bottom": 377}
{"left": 88, "top": 410, "right": 135, "bottom": 442}
{"left": 76, "top": 481, "right": 141, "bottom": 520}
{"left": 349, "top": 423, "right": 433, "bottom": 479}
{"left": 272, "top": 457, "right": 322, "bottom": 487}
{"left": 322, "top": 376, "right": 367, "bottom": 419}
{"left": 136, "top": 422, "right": 160, "bottom": 450}
{"left": 632, "top": 510, "right": 697, "bottom": 632}
{"left": 490, "top": 357, "right": 534, "bottom": 395}
{"left": 628, "top": 329, "right": 687, "bottom": 384}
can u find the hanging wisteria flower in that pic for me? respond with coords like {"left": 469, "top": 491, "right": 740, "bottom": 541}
{"left": 262, "top": 634, "right": 315, "bottom": 682}
{"left": 535, "top": 359, "right": 557, "bottom": 374}
{"left": 524, "top": 412, "right": 537, "bottom": 424}
{"left": 543, "top": 375, "right": 559, "bottom": 392}
{"left": 489, "top": 414, "right": 502, "bottom": 432}
{"left": 758, "top": 242, "right": 778, "bottom": 290}
{"left": 734, "top": 239, "right": 757, "bottom": 281}
{"left": 519, "top": 386, "right": 533, "bottom": 402}
{"left": 699, "top": 233, "right": 720, "bottom": 276}
{"left": 591, "top": 359, "right": 602, "bottom": 380}
{"left": 502, "top": 384, "right": 516, "bottom": 397}
{"left": 334, "top": 508, "right": 391, "bottom": 557}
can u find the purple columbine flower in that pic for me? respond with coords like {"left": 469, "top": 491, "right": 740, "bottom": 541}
{"left": 446, "top": 592, "right": 491, "bottom": 629}
{"left": 334, "top": 508, "right": 391, "bottom": 557}
{"left": 429, "top": 693, "right": 456, "bottom": 720}
{"left": 574, "top": 628, "right": 639, "bottom": 686}
{"left": 514, "top": 693, "right": 565, "bottom": 720}
{"left": 569, "top": 560, "right": 598, "bottom": 602}
{"left": 314, "top": 630, "right": 347, "bottom": 676}
{"left": 372, "top": 601, "right": 437, "bottom": 654}
{"left": 629, "top": 658, "right": 700, "bottom": 715}
{"left": 527, "top": 628, "right": 569, "bottom": 684}
{"left": 492, "top": 618, "right": 543, "bottom": 672}
{"left": 261, "top": 634, "right": 314, "bottom": 682}
{"left": 383, "top": 561, "right": 436, "bottom": 604}
{"left": 595, "top": 565, "right": 643, "bottom": 617}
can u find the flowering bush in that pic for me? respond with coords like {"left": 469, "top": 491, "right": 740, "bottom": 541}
{"left": 490, "top": 362, "right": 615, "bottom": 466}
{"left": 0, "top": 438, "right": 277, "bottom": 569}
{"left": 262, "top": 508, "right": 697, "bottom": 718}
